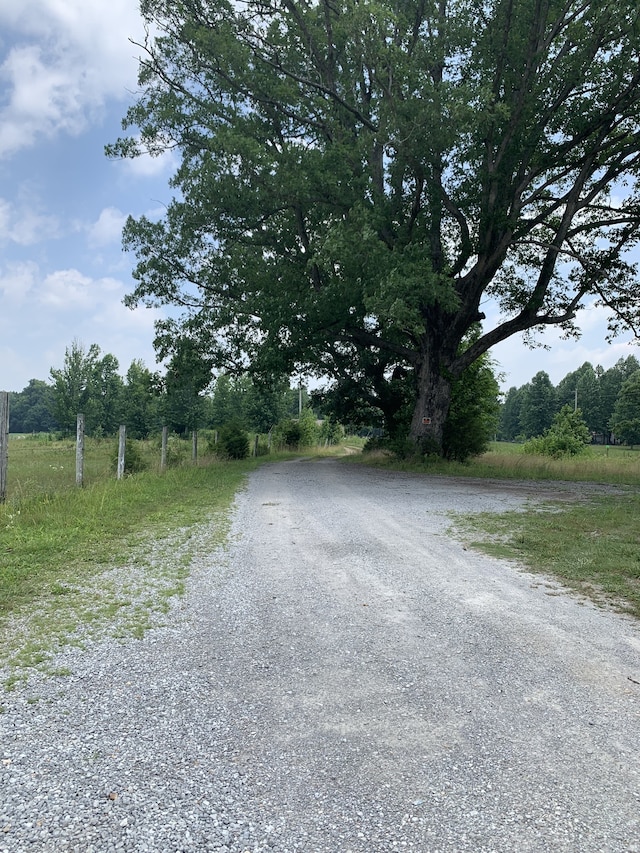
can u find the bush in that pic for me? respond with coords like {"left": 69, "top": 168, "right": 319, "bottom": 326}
{"left": 319, "top": 416, "right": 344, "bottom": 445}
{"left": 218, "top": 420, "right": 250, "bottom": 459}
{"left": 523, "top": 405, "right": 591, "bottom": 458}
{"left": 156, "top": 432, "right": 188, "bottom": 467}
{"left": 297, "top": 407, "right": 320, "bottom": 446}
{"left": 111, "top": 438, "right": 148, "bottom": 475}
{"left": 254, "top": 438, "right": 270, "bottom": 456}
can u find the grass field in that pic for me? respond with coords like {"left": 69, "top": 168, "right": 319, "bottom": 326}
{"left": 355, "top": 440, "right": 640, "bottom": 485}
{"left": 1, "top": 435, "right": 639, "bottom": 688}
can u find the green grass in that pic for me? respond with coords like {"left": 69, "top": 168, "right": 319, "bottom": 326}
{"left": 3, "top": 435, "right": 639, "bottom": 687}
{"left": 0, "top": 436, "right": 269, "bottom": 682}
{"left": 457, "top": 493, "right": 640, "bottom": 618}
{"left": 353, "top": 440, "right": 640, "bottom": 485}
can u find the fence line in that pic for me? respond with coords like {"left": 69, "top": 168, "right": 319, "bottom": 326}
{"left": 1, "top": 419, "right": 274, "bottom": 501}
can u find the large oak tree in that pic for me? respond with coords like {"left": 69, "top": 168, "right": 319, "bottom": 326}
{"left": 110, "top": 0, "right": 640, "bottom": 453}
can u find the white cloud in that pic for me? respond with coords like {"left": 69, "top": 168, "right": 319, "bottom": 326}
{"left": 87, "top": 207, "right": 128, "bottom": 248}
{"left": 0, "top": 0, "right": 145, "bottom": 157}
{"left": 39, "top": 268, "right": 94, "bottom": 308}
{"left": 0, "top": 260, "right": 39, "bottom": 305}
{"left": 0, "top": 262, "right": 165, "bottom": 391}
{"left": 483, "top": 296, "right": 640, "bottom": 390}
{"left": 0, "top": 195, "right": 60, "bottom": 245}
{"left": 12, "top": 209, "right": 60, "bottom": 245}
{"left": 117, "top": 145, "right": 179, "bottom": 180}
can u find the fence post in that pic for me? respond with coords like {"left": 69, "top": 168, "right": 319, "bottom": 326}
{"left": 117, "top": 425, "right": 126, "bottom": 480}
{"left": 254, "top": 434, "right": 259, "bottom": 457}
{"left": 160, "top": 426, "right": 168, "bottom": 472}
{"left": 0, "top": 392, "right": 9, "bottom": 503}
{"left": 192, "top": 429, "right": 198, "bottom": 463}
{"left": 75, "top": 413, "right": 85, "bottom": 488}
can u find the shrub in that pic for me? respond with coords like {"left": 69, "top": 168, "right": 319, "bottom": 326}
{"left": 111, "top": 438, "right": 148, "bottom": 475}
{"left": 523, "top": 405, "right": 591, "bottom": 458}
{"left": 272, "top": 418, "right": 302, "bottom": 449}
{"left": 298, "top": 407, "right": 320, "bottom": 446}
{"left": 156, "top": 432, "right": 188, "bottom": 467}
{"left": 319, "top": 416, "right": 344, "bottom": 445}
{"left": 218, "top": 420, "right": 250, "bottom": 459}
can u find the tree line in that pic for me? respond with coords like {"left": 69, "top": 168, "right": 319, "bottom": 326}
{"left": 8, "top": 340, "right": 305, "bottom": 439}
{"left": 499, "top": 356, "right": 640, "bottom": 445}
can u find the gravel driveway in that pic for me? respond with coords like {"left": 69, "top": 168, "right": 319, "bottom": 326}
{"left": 2, "top": 458, "right": 640, "bottom": 852}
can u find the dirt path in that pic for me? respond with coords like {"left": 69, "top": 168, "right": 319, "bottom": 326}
{"left": 2, "top": 459, "right": 640, "bottom": 852}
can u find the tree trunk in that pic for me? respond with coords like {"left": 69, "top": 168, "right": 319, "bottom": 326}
{"left": 408, "top": 356, "right": 453, "bottom": 454}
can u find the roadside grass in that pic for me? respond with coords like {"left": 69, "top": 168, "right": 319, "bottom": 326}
{"left": 0, "top": 437, "right": 271, "bottom": 684}
{"left": 456, "top": 493, "right": 640, "bottom": 619}
{"left": 352, "top": 441, "right": 640, "bottom": 486}
{"left": 353, "top": 441, "right": 640, "bottom": 618}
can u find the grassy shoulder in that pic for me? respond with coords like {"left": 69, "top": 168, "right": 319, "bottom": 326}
{"left": 353, "top": 441, "right": 640, "bottom": 619}
{"left": 456, "top": 493, "right": 640, "bottom": 619}
{"left": 0, "top": 437, "right": 272, "bottom": 684}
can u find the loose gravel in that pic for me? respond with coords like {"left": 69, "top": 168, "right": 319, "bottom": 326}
{"left": 1, "top": 459, "right": 640, "bottom": 852}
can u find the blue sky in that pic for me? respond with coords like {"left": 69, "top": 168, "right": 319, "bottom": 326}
{"left": 1, "top": 0, "right": 639, "bottom": 395}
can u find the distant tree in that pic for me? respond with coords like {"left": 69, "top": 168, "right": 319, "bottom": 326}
{"left": 122, "top": 359, "right": 160, "bottom": 439}
{"left": 161, "top": 337, "right": 213, "bottom": 434}
{"left": 610, "top": 370, "right": 640, "bottom": 446}
{"left": 210, "top": 374, "right": 241, "bottom": 427}
{"left": 50, "top": 341, "right": 102, "bottom": 435}
{"left": 519, "top": 372, "right": 557, "bottom": 438}
{"left": 210, "top": 373, "right": 303, "bottom": 433}
{"left": 91, "top": 353, "right": 125, "bottom": 435}
{"left": 245, "top": 378, "right": 294, "bottom": 433}
{"left": 599, "top": 356, "right": 640, "bottom": 442}
{"left": 499, "top": 386, "right": 525, "bottom": 442}
{"left": 556, "top": 362, "right": 606, "bottom": 435}
{"left": 8, "top": 380, "right": 57, "bottom": 433}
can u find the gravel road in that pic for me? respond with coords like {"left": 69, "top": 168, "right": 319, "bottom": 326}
{"left": 2, "top": 458, "right": 640, "bottom": 852}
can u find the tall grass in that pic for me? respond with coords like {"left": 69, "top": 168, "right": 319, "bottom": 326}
{"left": 353, "top": 441, "right": 640, "bottom": 485}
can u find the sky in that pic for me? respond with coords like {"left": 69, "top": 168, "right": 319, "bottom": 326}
{"left": 1, "top": 1, "right": 639, "bottom": 397}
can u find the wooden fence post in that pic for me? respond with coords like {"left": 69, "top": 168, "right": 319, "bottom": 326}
{"left": 0, "top": 392, "right": 9, "bottom": 503}
{"left": 254, "top": 434, "right": 259, "bottom": 457}
{"left": 192, "top": 429, "right": 198, "bottom": 463}
{"left": 75, "top": 413, "right": 85, "bottom": 488}
{"left": 160, "top": 426, "right": 168, "bottom": 471}
{"left": 117, "top": 425, "right": 126, "bottom": 480}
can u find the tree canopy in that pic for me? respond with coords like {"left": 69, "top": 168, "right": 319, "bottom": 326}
{"left": 109, "top": 0, "right": 640, "bottom": 453}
